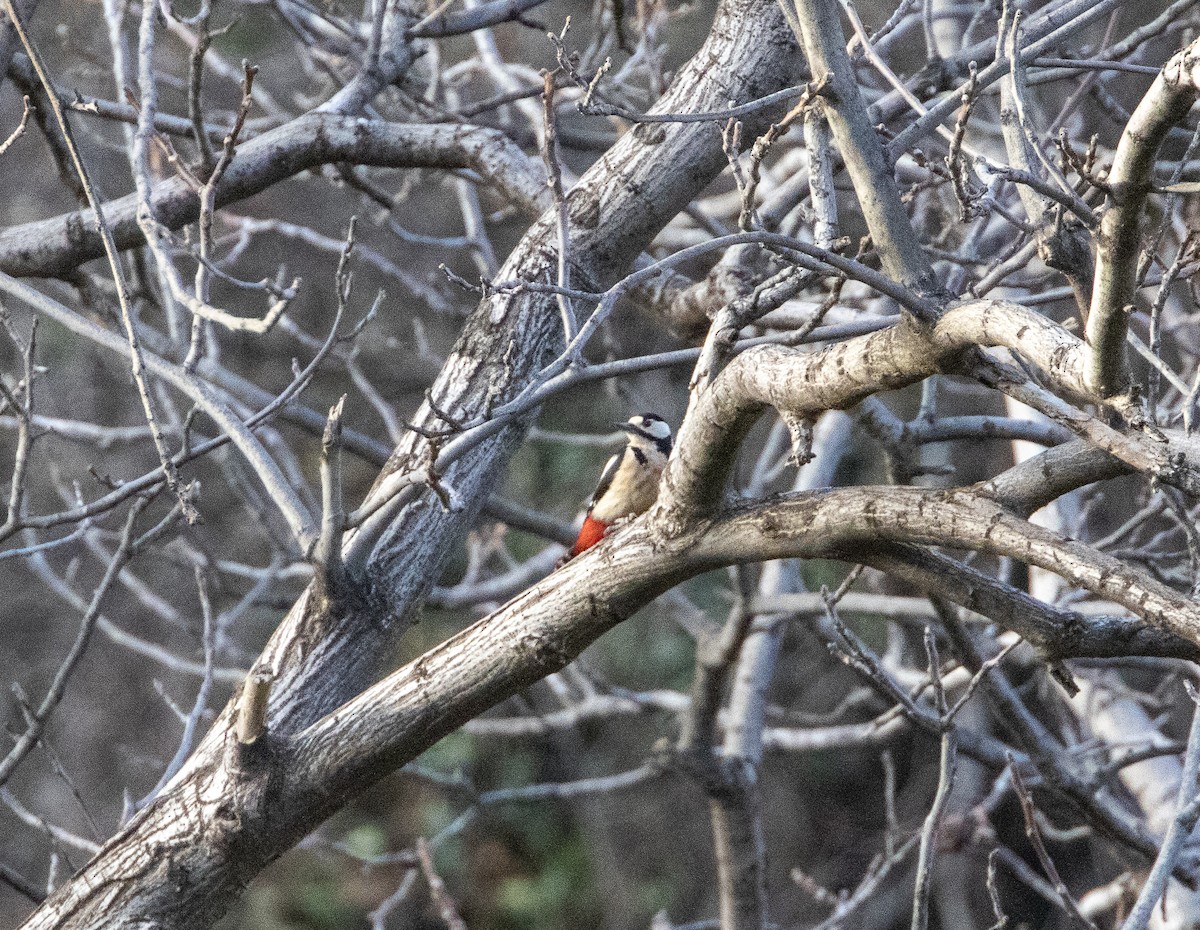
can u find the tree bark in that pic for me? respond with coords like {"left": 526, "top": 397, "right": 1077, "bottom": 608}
{"left": 17, "top": 0, "right": 804, "bottom": 926}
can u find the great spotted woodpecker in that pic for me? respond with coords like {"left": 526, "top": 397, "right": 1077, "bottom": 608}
{"left": 563, "top": 413, "right": 673, "bottom": 561}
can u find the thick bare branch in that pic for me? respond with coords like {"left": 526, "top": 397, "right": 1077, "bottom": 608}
{"left": 654, "top": 298, "right": 1090, "bottom": 521}
{"left": 15, "top": 0, "right": 807, "bottom": 924}
{"left": 0, "top": 115, "right": 550, "bottom": 278}
{"left": 779, "top": 0, "right": 938, "bottom": 303}
{"left": 1086, "top": 37, "right": 1200, "bottom": 397}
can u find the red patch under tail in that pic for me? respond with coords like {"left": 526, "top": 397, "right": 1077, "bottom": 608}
{"left": 568, "top": 515, "right": 610, "bottom": 558}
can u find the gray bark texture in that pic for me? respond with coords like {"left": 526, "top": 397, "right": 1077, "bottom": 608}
{"left": 15, "top": 0, "right": 805, "bottom": 926}
{"left": 7, "top": 0, "right": 1200, "bottom": 927}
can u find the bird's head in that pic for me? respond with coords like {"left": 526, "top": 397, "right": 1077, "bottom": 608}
{"left": 617, "top": 413, "right": 673, "bottom": 457}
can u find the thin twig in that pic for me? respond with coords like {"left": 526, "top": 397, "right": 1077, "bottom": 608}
{"left": 1120, "top": 685, "right": 1200, "bottom": 930}
{"left": 910, "top": 629, "right": 958, "bottom": 930}
{"left": 1009, "top": 755, "right": 1099, "bottom": 930}
{"left": 0, "top": 499, "right": 150, "bottom": 789}
{"left": 1, "top": 0, "right": 197, "bottom": 522}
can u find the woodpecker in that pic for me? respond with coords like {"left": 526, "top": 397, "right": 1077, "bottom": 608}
{"left": 563, "top": 413, "right": 673, "bottom": 561}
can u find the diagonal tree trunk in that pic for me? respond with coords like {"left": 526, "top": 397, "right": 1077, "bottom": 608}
{"left": 17, "top": 1, "right": 804, "bottom": 926}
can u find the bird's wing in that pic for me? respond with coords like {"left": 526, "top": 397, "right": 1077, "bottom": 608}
{"left": 587, "top": 452, "right": 622, "bottom": 512}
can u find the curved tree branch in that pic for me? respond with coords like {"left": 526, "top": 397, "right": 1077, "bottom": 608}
{"left": 0, "top": 114, "right": 551, "bottom": 278}
{"left": 255, "top": 482, "right": 1200, "bottom": 882}
{"left": 860, "top": 544, "right": 1199, "bottom": 663}
{"left": 1086, "top": 37, "right": 1200, "bottom": 397}
{"left": 654, "top": 298, "right": 1093, "bottom": 522}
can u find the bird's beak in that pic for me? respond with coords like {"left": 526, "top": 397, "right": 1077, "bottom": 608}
{"left": 614, "top": 421, "right": 637, "bottom": 434}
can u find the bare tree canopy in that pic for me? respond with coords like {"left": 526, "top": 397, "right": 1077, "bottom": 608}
{"left": 4, "top": 0, "right": 1200, "bottom": 928}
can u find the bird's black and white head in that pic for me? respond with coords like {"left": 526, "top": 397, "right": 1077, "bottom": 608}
{"left": 586, "top": 413, "right": 673, "bottom": 522}
{"left": 618, "top": 413, "right": 672, "bottom": 461}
